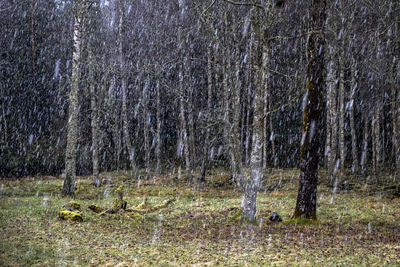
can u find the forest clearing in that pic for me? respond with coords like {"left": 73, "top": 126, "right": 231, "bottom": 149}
{"left": 1, "top": 169, "right": 400, "bottom": 266}
{"left": 1, "top": 0, "right": 400, "bottom": 265}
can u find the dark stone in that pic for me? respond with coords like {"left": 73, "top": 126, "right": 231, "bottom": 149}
{"left": 269, "top": 212, "right": 282, "bottom": 222}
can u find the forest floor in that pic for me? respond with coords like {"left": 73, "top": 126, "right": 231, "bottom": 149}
{"left": 1, "top": 168, "right": 400, "bottom": 266}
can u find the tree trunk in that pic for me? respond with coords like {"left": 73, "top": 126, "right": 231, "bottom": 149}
{"left": 372, "top": 104, "right": 381, "bottom": 179}
{"left": 361, "top": 110, "right": 369, "bottom": 174}
{"left": 188, "top": 82, "right": 195, "bottom": 169}
{"left": 338, "top": 55, "right": 346, "bottom": 175}
{"left": 222, "top": 14, "right": 242, "bottom": 188}
{"left": 326, "top": 52, "right": 338, "bottom": 182}
{"left": 293, "top": 0, "right": 326, "bottom": 220}
{"left": 119, "top": 1, "right": 136, "bottom": 176}
{"left": 200, "top": 44, "right": 213, "bottom": 182}
{"left": 89, "top": 50, "right": 100, "bottom": 187}
{"left": 155, "top": 79, "right": 162, "bottom": 174}
{"left": 396, "top": 63, "right": 400, "bottom": 183}
{"left": 245, "top": 29, "right": 254, "bottom": 167}
{"left": 262, "top": 66, "right": 269, "bottom": 169}
{"left": 143, "top": 77, "right": 151, "bottom": 179}
{"left": 62, "top": 9, "right": 82, "bottom": 196}
{"left": 241, "top": 33, "right": 266, "bottom": 222}
{"left": 110, "top": 76, "right": 121, "bottom": 170}
{"left": 232, "top": 41, "right": 243, "bottom": 186}
{"left": 349, "top": 60, "right": 358, "bottom": 173}
{"left": 179, "top": 56, "right": 191, "bottom": 175}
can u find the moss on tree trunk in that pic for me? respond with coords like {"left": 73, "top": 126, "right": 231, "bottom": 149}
{"left": 293, "top": 0, "right": 326, "bottom": 220}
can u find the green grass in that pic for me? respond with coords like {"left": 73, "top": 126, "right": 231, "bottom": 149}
{"left": 1, "top": 169, "right": 400, "bottom": 266}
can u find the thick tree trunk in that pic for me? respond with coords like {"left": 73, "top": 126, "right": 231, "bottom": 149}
{"left": 241, "top": 35, "right": 267, "bottom": 222}
{"left": 63, "top": 11, "right": 81, "bottom": 196}
{"left": 293, "top": 0, "right": 326, "bottom": 220}
{"left": 89, "top": 50, "right": 100, "bottom": 187}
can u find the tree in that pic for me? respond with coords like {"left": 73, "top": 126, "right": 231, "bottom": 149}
{"left": 62, "top": 0, "right": 86, "bottom": 196}
{"left": 293, "top": 0, "right": 327, "bottom": 220}
{"left": 118, "top": 0, "right": 137, "bottom": 177}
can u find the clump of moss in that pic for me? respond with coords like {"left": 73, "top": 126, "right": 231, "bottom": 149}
{"left": 69, "top": 201, "right": 80, "bottom": 210}
{"left": 112, "top": 198, "right": 127, "bottom": 210}
{"left": 228, "top": 207, "right": 243, "bottom": 222}
{"left": 59, "top": 209, "right": 83, "bottom": 222}
{"left": 61, "top": 201, "right": 81, "bottom": 211}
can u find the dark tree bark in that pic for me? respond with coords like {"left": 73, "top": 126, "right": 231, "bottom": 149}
{"left": 293, "top": 0, "right": 326, "bottom": 220}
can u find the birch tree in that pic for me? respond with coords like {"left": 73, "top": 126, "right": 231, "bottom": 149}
{"left": 62, "top": 1, "right": 84, "bottom": 196}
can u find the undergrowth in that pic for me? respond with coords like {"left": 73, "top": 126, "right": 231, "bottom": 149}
{"left": 0, "top": 169, "right": 399, "bottom": 266}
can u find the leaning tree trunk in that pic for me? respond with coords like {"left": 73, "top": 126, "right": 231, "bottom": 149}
{"left": 63, "top": 8, "right": 82, "bottom": 196}
{"left": 89, "top": 49, "right": 100, "bottom": 187}
{"left": 293, "top": 0, "right": 326, "bottom": 220}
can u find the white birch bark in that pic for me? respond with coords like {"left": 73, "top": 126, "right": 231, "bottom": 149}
{"left": 242, "top": 33, "right": 264, "bottom": 222}
{"left": 62, "top": 8, "right": 81, "bottom": 196}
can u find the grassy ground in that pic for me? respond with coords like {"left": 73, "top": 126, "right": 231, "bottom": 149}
{"left": 1, "top": 168, "right": 400, "bottom": 266}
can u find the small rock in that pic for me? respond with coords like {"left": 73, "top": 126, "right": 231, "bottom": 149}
{"left": 269, "top": 212, "right": 282, "bottom": 222}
